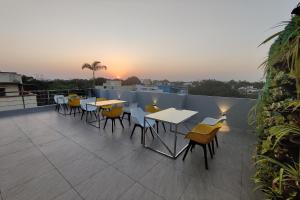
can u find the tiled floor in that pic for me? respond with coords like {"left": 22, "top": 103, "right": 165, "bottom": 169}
{"left": 0, "top": 110, "right": 261, "bottom": 200}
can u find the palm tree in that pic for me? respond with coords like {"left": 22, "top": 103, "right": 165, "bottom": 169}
{"left": 82, "top": 61, "right": 107, "bottom": 87}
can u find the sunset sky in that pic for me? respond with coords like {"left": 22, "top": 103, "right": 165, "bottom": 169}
{"left": 0, "top": 0, "right": 298, "bottom": 81}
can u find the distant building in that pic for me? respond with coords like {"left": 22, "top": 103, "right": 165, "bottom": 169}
{"left": 96, "top": 80, "right": 135, "bottom": 91}
{"left": 0, "top": 72, "right": 37, "bottom": 111}
{"left": 135, "top": 84, "right": 163, "bottom": 93}
{"left": 95, "top": 79, "right": 187, "bottom": 94}
{"left": 103, "top": 80, "right": 122, "bottom": 89}
{"left": 157, "top": 85, "right": 188, "bottom": 95}
{"left": 238, "top": 86, "right": 261, "bottom": 95}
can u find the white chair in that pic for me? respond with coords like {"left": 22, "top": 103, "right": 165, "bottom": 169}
{"left": 54, "top": 95, "right": 64, "bottom": 111}
{"left": 122, "top": 102, "right": 138, "bottom": 125}
{"left": 80, "top": 97, "right": 97, "bottom": 121}
{"left": 200, "top": 116, "right": 227, "bottom": 126}
{"left": 54, "top": 95, "right": 68, "bottom": 113}
{"left": 130, "top": 107, "right": 155, "bottom": 140}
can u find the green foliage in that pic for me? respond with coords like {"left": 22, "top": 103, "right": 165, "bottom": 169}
{"left": 22, "top": 75, "right": 107, "bottom": 90}
{"left": 188, "top": 79, "right": 263, "bottom": 98}
{"left": 252, "top": 11, "right": 300, "bottom": 199}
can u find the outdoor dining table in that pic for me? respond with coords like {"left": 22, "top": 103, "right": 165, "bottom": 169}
{"left": 86, "top": 99, "right": 126, "bottom": 129}
{"left": 143, "top": 107, "right": 198, "bottom": 159}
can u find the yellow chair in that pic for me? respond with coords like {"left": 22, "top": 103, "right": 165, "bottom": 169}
{"left": 68, "top": 97, "right": 81, "bottom": 117}
{"left": 102, "top": 106, "right": 124, "bottom": 132}
{"left": 96, "top": 97, "right": 113, "bottom": 110}
{"left": 145, "top": 104, "right": 161, "bottom": 113}
{"left": 182, "top": 123, "right": 222, "bottom": 170}
{"left": 145, "top": 104, "right": 166, "bottom": 132}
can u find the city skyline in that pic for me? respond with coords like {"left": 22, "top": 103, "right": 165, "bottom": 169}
{"left": 0, "top": 0, "right": 298, "bottom": 81}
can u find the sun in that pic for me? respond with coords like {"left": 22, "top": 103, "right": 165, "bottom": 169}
{"left": 116, "top": 75, "right": 121, "bottom": 79}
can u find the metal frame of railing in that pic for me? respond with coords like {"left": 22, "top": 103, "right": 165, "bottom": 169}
{"left": 0, "top": 88, "right": 95, "bottom": 110}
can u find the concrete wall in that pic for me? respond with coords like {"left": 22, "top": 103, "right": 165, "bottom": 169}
{"left": 0, "top": 85, "right": 19, "bottom": 96}
{"left": 94, "top": 89, "right": 256, "bottom": 130}
{"left": 0, "top": 95, "right": 37, "bottom": 111}
{"left": 136, "top": 92, "right": 186, "bottom": 109}
{"left": 184, "top": 95, "right": 256, "bottom": 130}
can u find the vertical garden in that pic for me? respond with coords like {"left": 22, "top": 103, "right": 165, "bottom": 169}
{"left": 251, "top": 3, "right": 300, "bottom": 199}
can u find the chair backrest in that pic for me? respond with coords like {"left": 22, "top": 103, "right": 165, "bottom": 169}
{"left": 102, "top": 106, "right": 123, "bottom": 118}
{"left": 87, "top": 97, "right": 96, "bottom": 103}
{"left": 145, "top": 104, "right": 160, "bottom": 113}
{"left": 54, "top": 95, "right": 64, "bottom": 103}
{"left": 56, "top": 96, "right": 68, "bottom": 104}
{"left": 131, "top": 107, "right": 152, "bottom": 126}
{"left": 69, "top": 97, "right": 80, "bottom": 107}
{"left": 80, "top": 99, "right": 87, "bottom": 110}
{"left": 200, "top": 116, "right": 227, "bottom": 126}
{"left": 96, "top": 97, "right": 107, "bottom": 101}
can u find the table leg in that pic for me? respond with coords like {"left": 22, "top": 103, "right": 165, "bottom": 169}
{"left": 142, "top": 118, "right": 146, "bottom": 145}
{"left": 173, "top": 124, "right": 177, "bottom": 158}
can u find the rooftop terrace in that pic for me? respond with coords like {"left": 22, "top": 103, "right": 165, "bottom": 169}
{"left": 0, "top": 91, "right": 262, "bottom": 200}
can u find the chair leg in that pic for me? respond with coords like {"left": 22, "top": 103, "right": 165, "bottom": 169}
{"left": 208, "top": 143, "right": 213, "bottom": 159}
{"left": 212, "top": 141, "right": 215, "bottom": 155}
{"left": 112, "top": 119, "right": 114, "bottom": 132}
{"left": 215, "top": 135, "right": 219, "bottom": 148}
{"left": 190, "top": 143, "right": 196, "bottom": 152}
{"left": 73, "top": 107, "right": 76, "bottom": 117}
{"left": 130, "top": 124, "right": 137, "bottom": 138}
{"left": 69, "top": 107, "right": 72, "bottom": 115}
{"left": 156, "top": 120, "right": 159, "bottom": 133}
{"left": 183, "top": 141, "right": 192, "bottom": 161}
{"left": 128, "top": 113, "right": 131, "bottom": 126}
{"left": 86, "top": 110, "right": 88, "bottom": 122}
{"left": 93, "top": 111, "right": 97, "bottom": 119}
{"left": 202, "top": 144, "right": 209, "bottom": 170}
{"left": 103, "top": 118, "right": 108, "bottom": 129}
{"left": 162, "top": 122, "right": 166, "bottom": 132}
{"left": 121, "top": 112, "right": 125, "bottom": 120}
{"left": 118, "top": 117, "right": 124, "bottom": 128}
{"left": 81, "top": 110, "right": 85, "bottom": 120}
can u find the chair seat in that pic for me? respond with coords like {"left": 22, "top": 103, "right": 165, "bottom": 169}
{"left": 191, "top": 124, "right": 217, "bottom": 134}
{"left": 101, "top": 105, "right": 113, "bottom": 109}
{"left": 185, "top": 131, "right": 216, "bottom": 144}
{"left": 102, "top": 107, "right": 123, "bottom": 118}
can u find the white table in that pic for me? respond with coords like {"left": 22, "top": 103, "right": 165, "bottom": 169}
{"left": 87, "top": 100, "right": 126, "bottom": 129}
{"left": 143, "top": 108, "right": 198, "bottom": 159}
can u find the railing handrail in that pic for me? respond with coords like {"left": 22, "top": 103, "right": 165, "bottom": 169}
{"left": 0, "top": 88, "right": 95, "bottom": 111}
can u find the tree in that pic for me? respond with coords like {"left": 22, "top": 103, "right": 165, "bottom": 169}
{"left": 122, "top": 76, "right": 141, "bottom": 85}
{"left": 82, "top": 61, "right": 107, "bottom": 87}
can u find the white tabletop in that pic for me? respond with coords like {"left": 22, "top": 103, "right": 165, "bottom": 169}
{"left": 88, "top": 100, "right": 126, "bottom": 107}
{"left": 145, "top": 108, "right": 198, "bottom": 124}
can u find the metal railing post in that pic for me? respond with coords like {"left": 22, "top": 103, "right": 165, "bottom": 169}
{"left": 47, "top": 90, "right": 50, "bottom": 105}
{"left": 21, "top": 88, "right": 25, "bottom": 109}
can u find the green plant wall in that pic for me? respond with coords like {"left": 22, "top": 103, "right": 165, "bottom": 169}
{"left": 251, "top": 7, "right": 300, "bottom": 200}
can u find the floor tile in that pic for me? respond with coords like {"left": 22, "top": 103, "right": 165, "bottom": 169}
{"left": 58, "top": 153, "right": 108, "bottom": 186}
{"left": 0, "top": 147, "right": 54, "bottom": 190}
{"left": 52, "top": 189, "right": 82, "bottom": 200}
{"left": 139, "top": 163, "right": 191, "bottom": 200}
{"left": 75, "top": 166, "right": 134, "bottom": 200}
{"left": 113, "top": 150, "right": 159, "bottom": 180}
{"left": 3, "top": 169, "right": 70, "bottom": 200}
{"left": 118, "top": 183, "right": 164, "bottom": 200}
